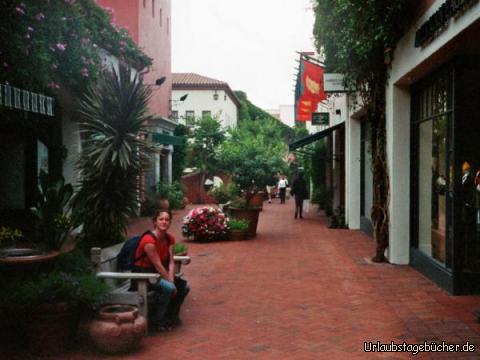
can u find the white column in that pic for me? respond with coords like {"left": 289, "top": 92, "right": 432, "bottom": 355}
{"left": 386, "top": 84, "right": 410, "bottom": 264}
{"left": 346, "top": 105, "right": 361, "bottom": 229}
{"left": 167, "top": 146, "right": 173, "bottom": 184}
{"left": 154, "top": 152, "right": 160, "bottom": 185}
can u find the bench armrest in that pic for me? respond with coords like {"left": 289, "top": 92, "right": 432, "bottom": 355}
{"left": 96, "top": 272, "right": 160, "bottom": 281}
{"left": 174, "top": 255, "right": 191, "bottom": 265}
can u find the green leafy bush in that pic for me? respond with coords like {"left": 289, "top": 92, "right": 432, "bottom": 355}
{"left": 0, "top": 251, "right": 108, "bottom": 313}
{"left": 228, "top": 218, "right": 249, "bottom": 231}
{"left": 174, "top": 243, "right": 188, "bottom": 255}
{"left": 156, "top": 182, "right": 185, "bottom": 210}
{"left": 208, "top": 182, "right": 239, "bottom": 204}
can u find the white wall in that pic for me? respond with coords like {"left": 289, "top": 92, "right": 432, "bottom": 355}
{"left": 172, "top": 89, "right": 238, "bottom": 129}
{"left": 385, "top": 1, "right": 480, "bottom": 264}
{"left": 279, "top": 105, "right": 295, "bottom": 127}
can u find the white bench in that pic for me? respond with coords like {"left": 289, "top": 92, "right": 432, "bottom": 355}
{"left": 90, "top": 242, "right": 190, "bottom": 327}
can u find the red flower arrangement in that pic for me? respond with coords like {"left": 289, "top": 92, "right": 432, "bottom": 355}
{"left": 182, "top": 207, "right": 229, "bottom": 241}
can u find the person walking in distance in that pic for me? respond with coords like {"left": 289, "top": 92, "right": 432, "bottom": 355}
{"left": 278, "top": 174, "right": 288, "bottom": 204}
{"left": 291, "top": 171, "right": 308, "bottom": 219}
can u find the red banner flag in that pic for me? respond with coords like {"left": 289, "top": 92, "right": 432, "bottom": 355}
{"left": 295, "top": 58, "right": 326, "bottom": 122}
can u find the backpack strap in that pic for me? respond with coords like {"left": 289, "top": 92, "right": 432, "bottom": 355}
{"left": 133, "top": 230, "right": 157, "bottom": 264}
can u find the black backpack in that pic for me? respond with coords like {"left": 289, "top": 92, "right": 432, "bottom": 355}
{"left": 117, "top": 230, "right": 155, "bottom": 271}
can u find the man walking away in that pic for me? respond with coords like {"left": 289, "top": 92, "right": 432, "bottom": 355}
{"left": 291, "top": 171, "right": 308, "bottom": 218}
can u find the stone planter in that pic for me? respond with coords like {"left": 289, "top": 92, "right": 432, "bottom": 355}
{"left": 249, "top": 192, "right": 264, "bottom": 210}
{"left": 89, "top": 304, "right": 147, "bottom": 354}
{"left": 229, "top": 207, "right": 261, "bottom": 238}
{"left": 0, "top": 248, "right": 61, "bottom": 276}
{"left": 228, "top": 229, "right": 248, "bottom": 241}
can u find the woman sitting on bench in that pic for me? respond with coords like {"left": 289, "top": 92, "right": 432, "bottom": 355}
{"left": 133, "top": 209, "right": 190, "bottom": 331}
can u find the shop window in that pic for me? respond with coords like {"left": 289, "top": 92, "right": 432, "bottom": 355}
{"left": 412, "top": 69, "right": 453, "bottom": 267}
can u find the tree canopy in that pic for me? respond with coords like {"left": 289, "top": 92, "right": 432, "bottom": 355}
{"left": 0, "top": 0, "right": 151, "bottom": 94}
{"left": 312, "top": 0, "right": 410, "bottom": 261}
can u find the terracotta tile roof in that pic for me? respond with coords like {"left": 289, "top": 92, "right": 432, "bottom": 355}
{"left": 172, "top": 72, "right": 240, "bottom": 109}
{"left": 172, "top": 73, "right": 227, "bottom": 87}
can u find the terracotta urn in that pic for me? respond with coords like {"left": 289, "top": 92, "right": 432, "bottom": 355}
{"left": 158, "top": 198, "right": 170, "bottom": 210}
{"left": 89, "top": 305, "right": 147, "bottom": 354}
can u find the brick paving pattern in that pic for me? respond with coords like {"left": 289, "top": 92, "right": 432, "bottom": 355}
{"left": 6, "top": 199, "right": 480, "bottom": 359}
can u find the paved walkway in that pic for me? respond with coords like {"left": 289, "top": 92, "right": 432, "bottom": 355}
{"left": 17, "top": 200, "right": 480, "bottom": 358}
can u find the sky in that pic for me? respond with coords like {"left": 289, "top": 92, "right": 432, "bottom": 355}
{"left": 172, "top": 0, "right": 316, "bottom": 110}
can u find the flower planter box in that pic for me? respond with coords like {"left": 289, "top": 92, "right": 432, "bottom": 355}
{"left": 229, "top": 207, "right": 261, "bottom": 238}
{"left": 228, "top": 229, "right": 248, "bottom": 241}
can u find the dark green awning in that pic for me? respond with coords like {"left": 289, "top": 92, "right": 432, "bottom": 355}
{"left": 288, "top": 122, "right": 344, "bottom": 151}
{"left": 151, "top": 133, "right": 185, "bottom": 146}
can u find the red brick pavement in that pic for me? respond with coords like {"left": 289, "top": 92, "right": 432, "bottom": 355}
{"left": 8, "top": 200, "right": 480, "bottom": 359}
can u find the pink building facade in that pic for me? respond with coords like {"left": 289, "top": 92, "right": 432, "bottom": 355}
{"left": 97, "top": 0, "right": 172, "bottom": 117}
{"left": 97, "top": 0, "right": 176, "bottom": 188}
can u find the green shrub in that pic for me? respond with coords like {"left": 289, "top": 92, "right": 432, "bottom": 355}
{"left": 0, "top": 252, "right": 108, "bottom": 314}
{"left": 208, "top": 182, "right": 239, "bottom": 204}
{"left": 174, "top": 243, "right": 188, "bottom": 255}
{"left": 228, "top": 218, "right": 249, "bottom": 231}
{"left": 156, "top": 182, "right": 185, "bottom": 210}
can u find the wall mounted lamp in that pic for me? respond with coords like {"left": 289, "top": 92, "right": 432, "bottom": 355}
{"left": 145, "top": 76, "right": 166, "bottom": 88}
{"left": 213, "top": 90, "right": 219, "bottom": 101}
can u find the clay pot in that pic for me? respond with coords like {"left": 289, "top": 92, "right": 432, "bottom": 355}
{"left": 89, "top": 305, "right": 147, "bottom": 354}
{"left": 158, "top": 198, "right": 170, "bottom": 210}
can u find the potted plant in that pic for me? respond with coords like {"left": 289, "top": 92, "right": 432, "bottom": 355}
{"left": 0, "top": 171, "right": 81, "bottom": 270}
{"left": 0, "top": 251, "right": 108, "bottom": 356}
{"left": 217, "top": 122, "right": 286, "bottom": 237}
{"left": 228, "top": 218, "right": 249, "bottom": 241}
{"left": 182, "top": 206, "right": 229, "bottom": 242}
{"left": 173, "top": 243, "right": 189, "bottom": 274}
{"left": 208, "top": 182, "right": 239, "bottom": 212}
{"left": 174, "top": 243, "right": 189, "bottom": 256}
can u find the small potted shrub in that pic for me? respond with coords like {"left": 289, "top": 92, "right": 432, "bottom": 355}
{"left": 0, "top": 252, "right": 108, "bottom": 356}
{"left": 173, "top": 243, "right": 189, "bottom": 274}
{"left": 228, "top": 218, "right": 249, "bottom": 241}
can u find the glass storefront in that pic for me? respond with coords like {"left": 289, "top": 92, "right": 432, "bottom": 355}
{"left": 413, "top": 68, "right": 454, "bottom": 267}
{"left": 411, "top": 59, "right": 480, "bottom": 294}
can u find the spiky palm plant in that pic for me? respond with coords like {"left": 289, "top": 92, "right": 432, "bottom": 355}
{"left": 75, "top": 64, "right": 155, "bottom": 248}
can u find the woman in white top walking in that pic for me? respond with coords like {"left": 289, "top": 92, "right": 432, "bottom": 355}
{"left": 278, "top": 175, "right": 288, "bottom": 204}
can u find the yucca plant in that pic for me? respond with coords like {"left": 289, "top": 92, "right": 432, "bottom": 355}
{"left": 75, "top": 64, "right": 155, "bottom": 248}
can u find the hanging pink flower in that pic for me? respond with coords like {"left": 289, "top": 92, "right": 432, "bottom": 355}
{"left": 35, "top": 12, "right": 45, "bottom": 20}
{"left": 56, "top": 43, "right": 67, "bottom": 52}
{"left": 15, "top": 7, "right": 25, "bottom": 15}
{"left": 47, "top": 82, "right": 60, "bottom": 89}
{"left": 80, "top": 67, "right": 89, "bottom": 77}
{"left": 27, "top": 26, "right": 34, "bottom": 32}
